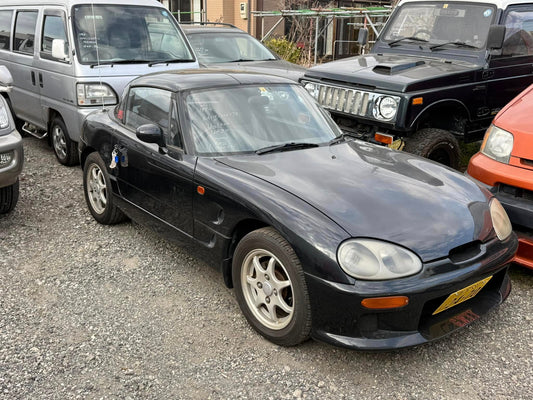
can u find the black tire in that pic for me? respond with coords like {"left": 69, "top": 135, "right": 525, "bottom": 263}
{"left": 0, "top": 179, "right": 19, "bottom": 214}
{"left": 50, "top": 116, "right": 78, "bottom": 166}
{"left": 403, "top": 128, "right": 460, "bottom": 169}
{"left": 232, "top": 227, "right": 312, "bottom": 346}
{"left": 83, "top": 152, "right": 126, "bottom": 225}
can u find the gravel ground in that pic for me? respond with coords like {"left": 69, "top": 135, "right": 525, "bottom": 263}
{"left": 1, "top": 136, "right": 532, "bottom": 400}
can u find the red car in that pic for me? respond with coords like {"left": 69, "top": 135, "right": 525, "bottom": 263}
{"left": 467, "top": 84, "right": 533, "bottom": 269}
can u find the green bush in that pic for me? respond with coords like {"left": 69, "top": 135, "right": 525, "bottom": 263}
{"left": 264, "top": 37, "right": 303, "bottom": 64}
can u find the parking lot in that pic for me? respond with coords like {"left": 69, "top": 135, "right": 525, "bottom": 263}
{"left": 1, "top": 136, "right": 532, "bottom": 399}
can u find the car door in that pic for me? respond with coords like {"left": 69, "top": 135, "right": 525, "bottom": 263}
{"left": 9, "top": 8, "right": 43, "bottom": 127}
{"left": 116, "top": 86, "right": 196, "bottom": 238}
{"left": 487, "top": 5, "right": 533, "bottom": 115}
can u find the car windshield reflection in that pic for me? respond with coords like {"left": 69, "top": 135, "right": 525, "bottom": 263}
{"left": 185, "top": 84, "right": 341, "bottom": 156}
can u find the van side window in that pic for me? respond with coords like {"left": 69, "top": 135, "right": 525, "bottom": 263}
{"left": 14, "top": 11, "right": 38, "bottom": 54}
{"left": 502, "top": 9, "right": 533, "bottom": 56}
{"left": 41, "top": 14, "right": 68, "bottom": 59}
{"left": 125, "top": 87, "right": 171, "bottom": 140}
{"left": 0, "top": 11, "right": 12, "bottom": 51}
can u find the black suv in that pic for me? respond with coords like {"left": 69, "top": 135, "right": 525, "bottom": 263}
{"left": 301, "top": 0, "right": 533, "bottom": 168}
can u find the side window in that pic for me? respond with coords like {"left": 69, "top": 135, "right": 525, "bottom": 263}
{"left": 41, "top": 13, "right": 68, "bottom": 60}
{"left": 502, "top": 9, "right": 533, "bottom": 56}
{"left": 125, "top": 87, "right": 172, "bottom": 139}
{"left": 0, "top": 10, "right": 12, "bottom": 51}
{"left": 14, "top": 11, "right": 38, "bottom": 54}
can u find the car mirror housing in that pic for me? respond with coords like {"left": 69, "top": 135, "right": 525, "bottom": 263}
{"left": 52, "top": 39, "right": 69, "bottom": 61}
{"left": 136, "top": 124, "right": 167, "bottom": 153}
{"left": 0, "top": 65, "right": 13, "bottom": 93}
{"left": 487, "top": 25, "right": 505, "bottom": 50}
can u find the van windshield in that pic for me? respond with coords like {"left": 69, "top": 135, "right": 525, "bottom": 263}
{"left": 73, "top": 5, "right": 194, "bottom": 65}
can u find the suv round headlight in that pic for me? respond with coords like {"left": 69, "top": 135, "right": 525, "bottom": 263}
{"left": 377, "top": 96, "right": 398, "bottom": 120}
{"left": 481, "top": 125, "right": 513, "bottom": 164}
{"left": 489, "top": 198, "right": 512, "bottom": 241}
{"left": 337, "top": 239, "right": 422, "bottom": 280}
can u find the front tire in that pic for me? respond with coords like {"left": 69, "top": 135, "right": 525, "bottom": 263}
{"left": 83, "top": 152, "right": 126, "bottom": 225}
{"left": 232, "top": 227, "right": 312, "bottom": 346}
{"left": 0, "top": 179, "right": 19, "bottom": 214}
{"left": 404, "top": 128, "right": 460, "bottom": 169}
{"left": 50, "top": 116, "right": 78, "bottom": 166}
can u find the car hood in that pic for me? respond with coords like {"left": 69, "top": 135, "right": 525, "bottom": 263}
{"left": 217, "top": 142, "right": 494, "bottom": 262}
{"left": 303, "top": 53, "right": 480, "bottom": 92}
{"left": 208, "top": 59, "right": 306, "bottom": 82}
{"left": 495, "top": 84, "right": 533, "bottom": 160}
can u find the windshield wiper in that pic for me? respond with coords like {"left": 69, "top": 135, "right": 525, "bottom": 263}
{"left": 225, "top": 58, "right": 257, "bottom": 63}
{"left": 430, "top": 41, "right": 478, "bottom": 51}
{"left": 255, "top": 142, "right": 319, "bottom": 155}
{"left": 387, "top": 37, "right": 429, "bottom": 47}
{"left": 148, "top": 58, "right": 196, "bottom": 66}
{"left": 89, "top": 59, "right": 151, "bottom": 68}
{"left": 328, "top": 132, "right": 360, "bottom": 146}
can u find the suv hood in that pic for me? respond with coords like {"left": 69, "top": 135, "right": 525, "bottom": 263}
{"left": 304, "top": 53, "right": 480, "bottom": 92}
{"left": 218, "top": 141, "right": 494, "bottom": 262}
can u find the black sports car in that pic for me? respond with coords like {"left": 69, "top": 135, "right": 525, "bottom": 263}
{"left": 79, "top": 70, "right": 517, "bottom": 350}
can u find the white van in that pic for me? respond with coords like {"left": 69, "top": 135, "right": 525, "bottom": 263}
{"left": 0, "top": 0, "right": 198, "bottom": 165}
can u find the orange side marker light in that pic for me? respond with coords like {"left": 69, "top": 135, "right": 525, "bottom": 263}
{"left": 361, "top": 296, "right": 409, "bottom": 310}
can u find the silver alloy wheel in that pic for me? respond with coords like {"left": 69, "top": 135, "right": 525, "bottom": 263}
{"left": 86, "top": 163, "right": 107, "bottom": 215}
{"left": 52, "top": 124, "right": 67, "bottom": 160}
{"left": 241, "top": 249, "right": 294, "bottom": 330}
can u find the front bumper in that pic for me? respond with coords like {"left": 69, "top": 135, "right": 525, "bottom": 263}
{"left": 305, "top": 234, "right": 516, "bottom": 350}
{"left": 0, "top": 129, "right": 23, "bottom": 188}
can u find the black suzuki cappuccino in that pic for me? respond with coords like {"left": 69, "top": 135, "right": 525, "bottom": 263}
{"left": 79, "top": 70, "right": 517, "bottom": 350}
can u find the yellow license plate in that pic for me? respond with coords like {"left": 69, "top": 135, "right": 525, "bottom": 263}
{"left": 433, "top": 276, "right": 492, "bottom": 315}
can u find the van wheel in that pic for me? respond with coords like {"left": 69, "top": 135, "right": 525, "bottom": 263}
{"left": 0, "top": 179, "right": 20, "bottom": 214}
{"left": 50, "top": 117, "right": 78, "bottom": 166}
{"left": 403, "top": 128, "right": 460, "bottom": 169}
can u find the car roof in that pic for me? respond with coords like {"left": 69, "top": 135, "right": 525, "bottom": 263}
{"left": 1, "top": 0, "right": 162, "bottom": 7}
{"left": 399, "top": 0, "right": 533, "bottom": 9}
{"left": 129, "top": 69, "right": 295, "bottom": 92}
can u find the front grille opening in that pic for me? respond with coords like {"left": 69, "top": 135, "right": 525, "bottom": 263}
{"left": 499, "top": 184, "right": 533, "bottom": 200}
{"left": 448, "top": 241, "right": 482, "bottom": 263}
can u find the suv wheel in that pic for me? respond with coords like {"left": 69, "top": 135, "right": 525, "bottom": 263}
{"left": 404, "top": 128, "right": 460, "bottom": 169}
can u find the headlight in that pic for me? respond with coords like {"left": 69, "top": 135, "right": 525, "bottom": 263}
{"left": 490, "top": 198, "right": 512, "bottom": 241}
{"left": 0, "top": 151, "right": 14, "bottom": 167}
{"left": 303, "top": 82, "right": 319, "bottom": 99}
{"left": 77, "top": 83, "right": 117, "bottom": 106}
{"left": 337, "top": 239, "right": 422, "bottom": 280}
{"left": 0, "top": 101, "right": 10, "bottom": 129}
{"left": 374, "top": 96, "right": 399, "bottom": 121}
{"left": 481, "top": 125, "right": 513, "bottom": 164}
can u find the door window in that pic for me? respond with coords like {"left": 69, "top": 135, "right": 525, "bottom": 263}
{"left": 125, "top": 87, "right": 172, "bottom": 139}
{"left": 0, "top": 11, "right": 12, "bottom": 50}
{"left": 502, "top": 9, "right": 533, "bottom": 56}
{"left": 41, "top": 13, "right": 68, "bottom": 60}
{"left": 14, "top": 11, "right": 38, "bottom": 54}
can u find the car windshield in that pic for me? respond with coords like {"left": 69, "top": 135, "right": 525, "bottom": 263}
{"left": 381, "top": 2, "right": 496, "bottom": 50}
{"left": 186, "top": 31, "right": 276, "bottom": 64}
{"left": 185, "top": 84, "right": 341, "bottom": 156}
{"left": 73, "top": 5, "right": 194, "bottom": 64}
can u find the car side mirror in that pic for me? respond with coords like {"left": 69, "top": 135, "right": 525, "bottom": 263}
{"left": 487, "top": 25, "right": 506, "bottom": 50}
{"left": 136, "top": 123, "right": 167, "bottom": 154}
{"left": 357, "top": 28, "right": 368, "bottom": 46}
{"left": 0, "top": 65, "right": 13, "bottom": 92}
{"left": 52, "top": 39, "right": 69, "bottom": 61}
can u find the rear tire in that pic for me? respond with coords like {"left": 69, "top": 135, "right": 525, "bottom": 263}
{"left": 0, "top": 179, "right": 19, "bottom": 214}
{"left": 50, "top": 116, "right": 78, "bottom": 166}
{"left": 83, "top": 152, "right": 126, "bottom": 225}
{"left": 404, "top": 128, "right": 460, "bottom": 169}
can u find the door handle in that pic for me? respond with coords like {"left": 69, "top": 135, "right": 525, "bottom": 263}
{"left": 31, "top": 71, "right": 35, "bottom": 86}
{"left": 39, "top": 73, "right": 43, "bottom": 88}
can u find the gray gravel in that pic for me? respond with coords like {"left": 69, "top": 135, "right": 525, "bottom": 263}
{"left": 1, "top": 136, "right": 532, "bottom": 400}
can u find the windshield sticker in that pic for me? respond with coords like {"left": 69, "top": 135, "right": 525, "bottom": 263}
{"left": 162, "top": 11, "right": 168, "bottom": 17}
{"left": 443, "top": 4, "right": 448, "bottom": 9}
{"left": 483, "top": 9, "right": 492, "bottom": 17}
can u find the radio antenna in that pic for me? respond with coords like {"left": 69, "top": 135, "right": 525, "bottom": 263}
{"left": 90, "top": 3, "right": 105, "bottom": 111}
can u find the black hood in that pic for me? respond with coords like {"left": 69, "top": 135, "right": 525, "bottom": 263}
{"left": 217, "top": 142, "right": 494, "bottom": 262}
{"left": 304, "top": 53, "right": 481, "bottom": 92}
